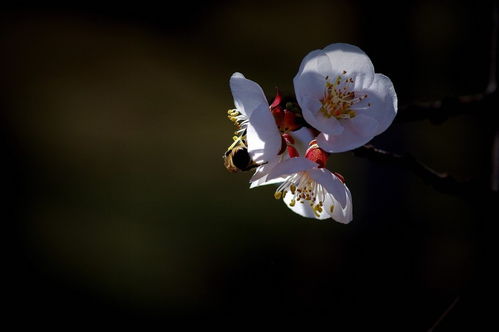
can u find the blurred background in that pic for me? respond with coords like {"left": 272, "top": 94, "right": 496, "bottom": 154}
{"left": 2, "top": 0, "right": 497, "bottom": 329}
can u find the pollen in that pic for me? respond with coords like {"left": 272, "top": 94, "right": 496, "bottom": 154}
{"left": 319, "top": 73, "right": 369, "bottom": 120}
{"left": 227, "top": 109, "right": 248, "bottom": 130}
{"left": 274, "top": 172, "right": 329, "bottom": 217}
{"left": 313, "top": 203, "right": 323, "bottom": 217}
{"left": 226, "top": 108, "right": 250, "bottom": 154}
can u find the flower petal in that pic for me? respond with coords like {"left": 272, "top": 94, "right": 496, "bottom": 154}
{"left": 283, "top": 191, "right": 330, "bottom": 220}
{"left": 249, "top": 159, "right": 286, "bottom": 188}
{"left": 322, "top": 43, "right": 375, "bottom": 90}
{"left": 290, "top": 127, "right": 317, "bottom": 156}
{"left": 250, "top": 175, "right": 286, "bottom": 189}
{"left": 356, "top": 73, "right": 397, "bottom": 135}
{"left": 293, "top": 52, "right": 345, "bottom": 136}
{"left": 326, "top": 186, "right": 353, "bottom": 224}
{"left": 246, "top": 107, "right": 282, "bottom": 163}
{"left": 294, "top": 71, "right": 327, "bottom": 108}
{"left": 316, "top": 114, "right": 379, "bottom": 153}
{"left": 307, "top": 169, "right": 353, "bottom": 223}
{"left": 295, "top": 49, "right": 333, "bottom": 80}
{"left": 229, "top": 72, "right": 269, "bottom": 118}
{"left": 307, "top": 168, "right": 349, "bottom": 208}
{"left": 249, "top": 126, "right": 316, "bottom": 188}
{"left": 266, "top": 157, "right": 317, "bottom": 181}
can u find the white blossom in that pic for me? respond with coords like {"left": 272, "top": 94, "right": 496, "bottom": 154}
{"left": 266, "top": 155, "right": 353, "bottom": 223}
{"left": 294, "top": 43, "right": 397, "bottom": 153}
{"left": 228, "top": 72, "right": 282, "bottom": 163}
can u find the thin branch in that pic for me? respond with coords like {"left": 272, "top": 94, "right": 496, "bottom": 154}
{"left": 490, "top": 1, "right": 499, "bottom": 191}
{"left": 486, "top": 1, "right": 497, "bottom": 94}
{"left": 427, "top": 296, "right": 460, "bottom": 332}
{"left": 493, "top": 130, "right": 499, "bottom": 192}
{"left": 397, "top": 2, "right": 498, "bottom": 125}
{"left": 395, "top": 91, "right": 497, "bottom": 124}
{"left": 352, "top": 145, "right": 495, "bottom": 197}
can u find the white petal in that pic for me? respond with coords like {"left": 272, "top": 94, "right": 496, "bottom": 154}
{"left": 293, "top": 70, "right": 344, "bottom": 136}
{"left": 329, "top": 185, "right": 353, "bottom": 224}
{"left": 246, "top": 107, "right": 282, "bottom": 163}
{"left": 316, "top": 114, "right": 379, "bottom": 153}
{"left": 251, "top": 176, "right": 286, "bottom": 188}
{"left": 290, "top": 127, "right": 316, "bottom": 156}
{"left": 307, "top": 169, "right": 353, "bottom": 223}
{"left": 250, "top": 160, "right": 277, "bottom": 182}
{"left": 266, "top": 157, "right": 317, "bottom": 181}
{"left": 250, "top": 176, "right": 286, "bottom": 189}
{"left": 295, "top": 50, "right": 333, "bottom": 79}
{"left": 307, "top": 168, "right": 349, "bottom": 208}
{"left": 294, "top": 71, "right": 327, "bottom": 107}
{"left": 355, "top": 73, "right": 397, "bottom": 135}
{"left": 229, "top": 72, "right": 269, "bottom": 118}
{"left": 322, "top": 43, "right": 375, "bottom": 90}
{"left": 250, "top": 127, "right": 317, "bottom": 188}
{"left": 283, "top": 191, "right": 330, "bottom": 220}
{"left": 249, "top": 159, "right": 286, "bottom": 188}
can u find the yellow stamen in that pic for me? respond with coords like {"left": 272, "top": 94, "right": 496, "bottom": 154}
{"left": 319, "top": 74, "right": 368, "bottom": 120}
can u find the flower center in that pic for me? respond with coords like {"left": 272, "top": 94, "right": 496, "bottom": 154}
{"left": 274, "top": 172, "right": 332, "bottom": 217}
{"left": 319, "top": 71, "right": 368, "bottom": 120}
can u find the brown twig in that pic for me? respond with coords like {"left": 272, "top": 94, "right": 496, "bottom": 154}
{"left": 352, "top": 145, "right": 494, "bottom": 197}
{"left": 489, "top": 1, "right": 498, "bottom": 192}
{"left": 427, "top": 296, "right": 460, "bottom": 332}
{"left": 486, "top": 1, "right": 497, "bottom": 95}
{"left": 396, "top": 2, "right": 498, "bottom": 126}
{"left": 395, "top": 91, "right": 497, "bottom": 124}
{"left": 392, "top": 1, "right": 499, "bottom": 194}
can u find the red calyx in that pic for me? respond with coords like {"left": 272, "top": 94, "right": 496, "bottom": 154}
{"left": 269, "top": 88, "right": 302, "bottom": 133}
{"left": 278, "top": 135, "right": 287, "bottom": 155}
{"left": 305, "top": 146, "right": 329, "bottom": 168}
{"left": 272, "top": 106, "right": 285, "bottom": 129}
{"left": 280, "top": 133, "right": 299, "bottom": 158}
{"left": 282, "top": 110, "right": 301, "bottom": 132}
{"left": 287, "top": 145, "right": 299, "bottom": 158}
{"left": 273, "top": 109, "right": 302, "bottom": 132}
{"left": 282, "top": 133, "right": 295, "bottom": 145}
{"left": 269, "top": 88, "right": 282, "bottom": 109}
{"left": 333, "top": 172, "right": 346, "bottom": 183}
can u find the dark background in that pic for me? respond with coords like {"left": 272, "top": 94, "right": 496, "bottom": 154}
{"left": 2, "top": 0, "right": 497, "bottom": 329}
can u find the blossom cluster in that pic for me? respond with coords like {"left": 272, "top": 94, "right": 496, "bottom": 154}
{"left": 224, "top": 43, "right": 397, "bottom": 223}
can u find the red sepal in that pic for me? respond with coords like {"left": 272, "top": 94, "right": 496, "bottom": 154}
{"left": 287, "top": 145, "right": 299, "bottom": 158}
{"left": 269, "top": 88, "right": 282, "bottom": 109}
{"left": 333, "top": 172, "right": 346, "bottom": 183}
{"left": 305, "top": 146, "right": 329, "bottom": 168}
